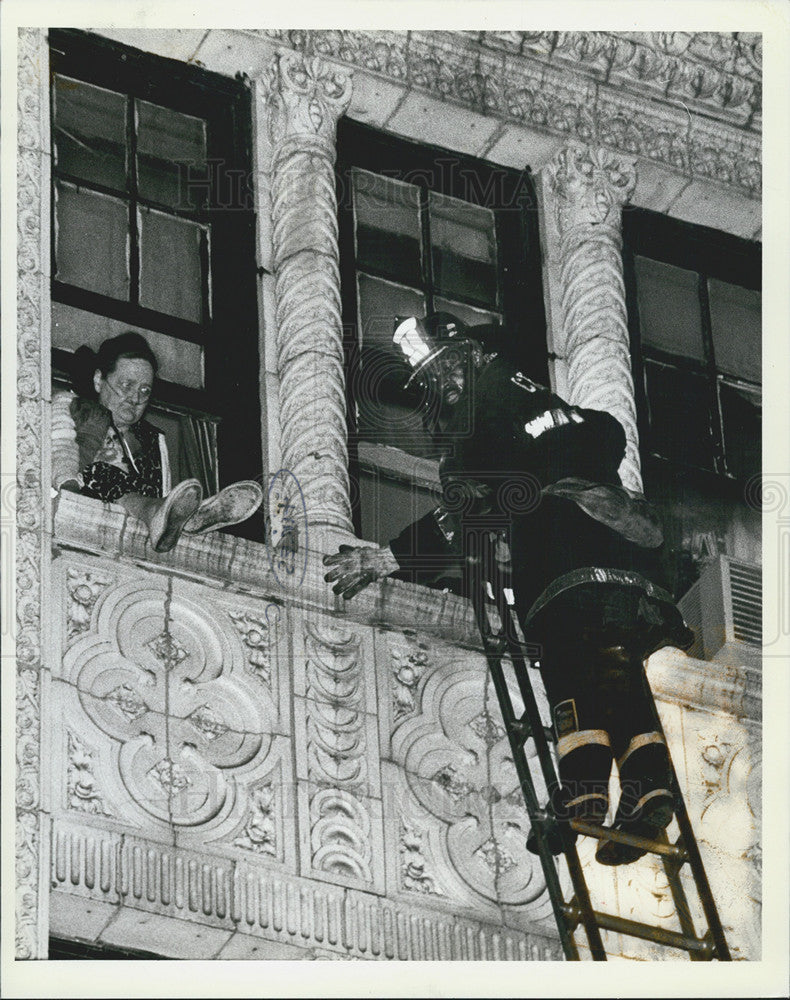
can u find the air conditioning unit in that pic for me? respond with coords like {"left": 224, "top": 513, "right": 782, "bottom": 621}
{"left": 677, "top": 555, "right": 761, "bottom": 668}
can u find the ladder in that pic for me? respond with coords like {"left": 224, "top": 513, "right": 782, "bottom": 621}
{"left": 464, "top": 524, "right": 732, "bottom": 962}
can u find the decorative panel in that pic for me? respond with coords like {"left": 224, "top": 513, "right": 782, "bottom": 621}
{"left": 378, "top": 628, "right": 559, "bottom": 931}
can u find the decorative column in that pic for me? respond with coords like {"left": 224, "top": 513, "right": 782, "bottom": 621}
{"left": 263, "top": 51, "right": 354, "bottom": 537}
{"left": 543, "top": 144, "right": 642, "bottom": 493}
{"left": 15, "top": 28, "right": 52, "bottom": 959}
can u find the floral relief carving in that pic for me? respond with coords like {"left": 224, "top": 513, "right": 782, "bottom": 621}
{"left": 475, "top": 837, "right": 517, "bottom": 877}
{"left": 388, "top": 640, "right": 430, "bottom": 722}
{"left": 270, "top": 50, "right": 353, "bottom": 141}
{"left": 16, "top": 26, "right": 48, "bottom": 962}
{"left": 550, "top": 144, "right": 637, "bottom": 233}
{"left": 399, "top": 817, "right": 445, "bottom": 896}
{"left": 66, "top": 568, "right": 113, "bottom": 642}
{"left": 693, "top": 726, "right": 761, "bottom": 960}
{"left": 229, "top": 609, "right": 278, "bottom": 685}
{"left": 233, "top": 784, "right": 278, "bottom": 856}
{"left": 66, "top": 731, "right": 112, "bottom": 816}
{"left": 15, "top": 810, "right": 40, "bottom": 960}
{"left": 104, "top": 682, "right": 149, "bottom": 722}
{"left": 468, "top": 710, "right": 506, "bottom": 748}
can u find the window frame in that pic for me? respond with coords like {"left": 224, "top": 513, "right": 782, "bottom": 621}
{"left": 622, "top": 207, "right": 761, "bottom": 487}
{"left": 336, "top": 119, "right": 547, "bottom": 538}
{"left": 48, "top": 29, "right": 263, "bottom": 532}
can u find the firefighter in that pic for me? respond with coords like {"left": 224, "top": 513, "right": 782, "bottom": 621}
{"left": 324, "top": 312, "right": 694, "bottom": 865}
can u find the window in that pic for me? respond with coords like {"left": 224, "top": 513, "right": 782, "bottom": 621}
{"left": 49, "top": 29, "right": 263, "bottom": 538}
{"left": 337, "top": 121, "right": 547, "bottom": 546}
{"left": 623, "top": 209, "right": 762, "bottom": 596}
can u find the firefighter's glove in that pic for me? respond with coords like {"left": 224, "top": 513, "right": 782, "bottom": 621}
{"left": 323, "top": 544, "right": 399, "bottom": 600}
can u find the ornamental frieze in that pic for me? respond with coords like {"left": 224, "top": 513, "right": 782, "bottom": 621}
{"left": 256, "top": 29, "right": 760, "bottom": 197}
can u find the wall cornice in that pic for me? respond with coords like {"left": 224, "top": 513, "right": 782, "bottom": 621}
{"left": 253, "top": 29, "right": 761, "bottom": 199}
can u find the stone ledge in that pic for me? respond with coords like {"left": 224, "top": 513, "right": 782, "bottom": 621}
{"left": 52, "top": 491, "right": 482, "bottom": 648}
{"left": 52, "top": 492, "right": 761, "bottom": 720}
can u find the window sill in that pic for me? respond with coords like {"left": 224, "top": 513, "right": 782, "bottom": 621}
{"left": 51, "top": 490, "right": 483, "bottom": 648}
{"left": 357, "top": 441, "right": 441, "bottom": 491}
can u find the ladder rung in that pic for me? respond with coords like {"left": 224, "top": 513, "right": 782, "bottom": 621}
{"left": 506, "top": 716, "right": 554, "bottom": 746}
{"left": 569, "top": 819, "right": 689, "bottom": 862}
{"left": 562, "top": 904, "right": 715, "bottom": 957}
{"left": 484, "top": 634, "right": 508, "bottom": 657}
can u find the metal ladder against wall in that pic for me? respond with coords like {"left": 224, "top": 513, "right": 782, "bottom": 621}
{"left": 464, "top": 526, "right": 732, "bottom": 962}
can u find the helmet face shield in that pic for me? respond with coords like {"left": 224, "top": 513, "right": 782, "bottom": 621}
{"left": 393, "top": 313, "right": 472, "bottom": 390}
{"left": 391, "top": 313, "right": 481, "bottom": 438}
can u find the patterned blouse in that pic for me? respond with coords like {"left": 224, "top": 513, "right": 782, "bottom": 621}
{"left": 81, "top": 419, "right": 166, "bottom": 503}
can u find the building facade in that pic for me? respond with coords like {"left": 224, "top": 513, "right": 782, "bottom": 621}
{"left": 16, "top": 28, "right": 762, "bottom": 961}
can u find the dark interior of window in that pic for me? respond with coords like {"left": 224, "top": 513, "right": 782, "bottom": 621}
{"left": 49, "top": 29, "right": 263, "bottom": 540}
{"left": 337, "top": 119, "right": 547, "bottom": 543}
{"left": 622, "top": 208, "right": 762, "bottom": 597}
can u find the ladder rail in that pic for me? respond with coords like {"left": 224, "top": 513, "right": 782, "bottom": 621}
{"left": 467, "top": 533, "right": 606, "bottom": 961}
{"left": 469, "top": 581, "right": 590, "bottom": 961}
{"left": 638, "top": 669, "right": 732, "bottom": 961}
{"left": 464, "top": 525, "right": 732, "bottom": 962}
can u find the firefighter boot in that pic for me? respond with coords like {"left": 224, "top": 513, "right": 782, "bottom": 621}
{"left": 527, "top": 722, "right": 613, "bottom": 856}
{"left": 596, "top": 732, "right": 674, "bottom": 866}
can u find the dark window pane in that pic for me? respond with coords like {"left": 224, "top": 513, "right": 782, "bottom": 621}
{"left": 353, "top": 169, "right": 422, "bottom": 285}
{"left": 708, "top": 278, "right": 761, "bottom": 383}
{"left": 720, "top": 379, "right": 761, "bottom": 480}
{"left": 53, "top": 75, "right": 127, "bottom": 190}
{"left": 51, "top": 302, "right": 204, "bottom": 389}
{"left": 355, "top": 274, "right": 434, "bottom": 455}
{"left": 136, "top": 100, "right": 208, "bottom": 210}
{"left": 357, "top": 273, "right": 425, "bottom": 351}
{"left": 55, "top": 181, "right": 129, "bottom": 298}
{"left": 634, "top": 256, "right": 704, "bottom": 361}
{"left": 359, "top": 464, "right": 440, "bottom": 549}
{"left": 430, "top": 192, "right": 498, "bottom": 307}
{"left": 644, "top": 360, "right": 715, "bottom": 470}
{"left": 139, "top": 208, "right": 207, "bottom": 323}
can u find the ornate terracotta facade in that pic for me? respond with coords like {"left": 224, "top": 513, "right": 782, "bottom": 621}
{"left": 265, "top": 51, "right": 355, "bottom": 536}
{"left": 544, "top": 144, "right": 641, "bottom": 492}
{"left": 13, "top": 27, "right": 762, "bottom": 962}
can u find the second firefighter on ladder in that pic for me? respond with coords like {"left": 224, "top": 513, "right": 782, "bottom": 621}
{"left": 324, "top": 312, "right": 694, "bottom": 866}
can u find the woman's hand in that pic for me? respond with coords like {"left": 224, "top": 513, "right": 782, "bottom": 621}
{"left": 323, "top": 544, "right": 399, "bottom": 600}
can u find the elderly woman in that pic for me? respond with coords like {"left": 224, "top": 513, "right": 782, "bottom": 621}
{"left": 52, "top": 331, "right": 262, "bottom": 553}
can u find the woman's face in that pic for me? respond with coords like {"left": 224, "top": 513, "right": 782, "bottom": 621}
{"left": 94, "top": 357, "right": 155, "bottom": 431}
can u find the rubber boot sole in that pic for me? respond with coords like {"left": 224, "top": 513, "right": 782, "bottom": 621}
{"left": 150, "top": 479, "right": 203, "bottom": 553}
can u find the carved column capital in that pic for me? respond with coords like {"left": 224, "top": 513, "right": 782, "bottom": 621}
{"left": 549, "top": 143, "right": 637, "bottom": 237}
{"left": 542, "top": 143, "right": 642, "bottom": 493}
{"left": 266, "top": 50, "right": 353, "bottom": 151}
